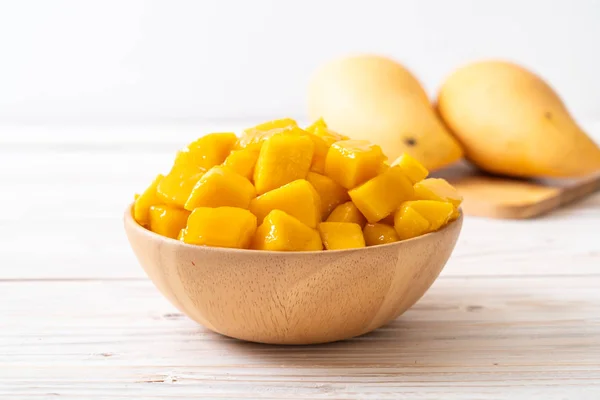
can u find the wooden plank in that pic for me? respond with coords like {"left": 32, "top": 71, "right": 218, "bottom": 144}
{"left": 0, "top": 277, "right": 598, "bottom": 398}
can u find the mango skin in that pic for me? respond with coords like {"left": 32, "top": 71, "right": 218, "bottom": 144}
{"left": 308, "top": 54, "right": 463, "bottom": 171}
{"left": 437, "top": 60, "right": 600, "bottom": 178}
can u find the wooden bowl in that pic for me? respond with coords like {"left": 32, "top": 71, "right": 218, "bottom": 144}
{"left": 124, "top": 205, "right": 463, "bottom": 345}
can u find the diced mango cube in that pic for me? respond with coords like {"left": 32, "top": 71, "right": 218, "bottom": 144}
{"left": 254, "top": 132, "right": 314, "bottom": 194}
{"left": 363, "top": 223, "right": 399, "bottom": 246}
{"left": 306, "top": 172, "right": 350, "bottom": 219}
{"left": 181, "top": 207, "right": 257, "bottom": 249}
{"left": 222, "top": 148, "right": 260, "bottom": 180}
{"left": 250, "top": 179, "right": 320, "bottom": 228}
{"left": 414, "top": 178, "right": 463, "bottom": 208}
{"left": 393, "top": 206, "right": 430, "bottom": 240}
{"left": 348, "top": 165, "right": 414, "bottom": 223}
{"left": 148, "top": 205, "right": 190, "bottom": 239}
{"left": 252, "top": 210, "right": 322, "bottom": 251}
{"left": 326, "top": 201, "right": 367, "bottom": 228}
{"left": 401, "top": 200, "right": 454, "bottom": 231}
{"left": 157, "top": 166, "right": 205, "bottom": 208}
{"left": 306, "top": 118, "right": 349, "bottom": 146}
{"left": 307, "top": 133, "right": 329, "bottom": 174}
{"left": 391, "top": 153, "right": 429, "bottom": 184}
{"left": 449, "top": 207, "right": 461, "bottom": 221}
{"left": 381, "top": 213, "right": 396, "bottom": 226}
{"left": 318, "top": 222, "right": 365, "bottom": 250}
{"left": 185, "top": 166, "right": 256, "bottom": 211}
{"left": 175, "top": 133, "right": 237, "bottom": 170}
{"left": 324, "top": 140, "right": 386, "bottom": 189}
{"left": 133, "top": 174, "right": 164, "bottom": 226}
{"left": 237, "top": 118, "right": 299, "bottom": 150}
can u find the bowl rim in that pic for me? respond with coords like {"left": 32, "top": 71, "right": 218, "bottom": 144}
{"left": 124, "top": 203, "right": 462, "bottom": 256}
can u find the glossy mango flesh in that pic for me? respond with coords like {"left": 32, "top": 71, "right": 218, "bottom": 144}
{"left": 132, "top": 117, "right": 461, "bottom": 250}
{"left": 181, "top": 207, "right": 257, "bottom": 249}
{"left": 318, "top": 222, "right": 365, "bottom": 250}
{"left": 324, "top": 140, "right": 387, "bottom": 189}
{"left": 326, "top": 201, "right": 366, "bottom": 228}
{"left": 363, "top": 223, "right": 399, "bottom": 246}
{"left": 148, "top": 205, "right": 190, "bottom": 239}
{"left": 252, "top": 210, "right": 322, "bottom": 251}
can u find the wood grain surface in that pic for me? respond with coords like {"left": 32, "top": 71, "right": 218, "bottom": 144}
{"left": 1, "top": 124, "right": 599, "bottom": 399}
{"left": 436, "top": 162, "right": 600, "bottom": 219}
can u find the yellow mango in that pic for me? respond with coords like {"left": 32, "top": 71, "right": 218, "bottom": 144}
{"left": 254, "top": 132, "right": 314, "bottom": 194}
{"left": 306, "top": 172, "right": 349, "bottom": 219}
{"left": 324, "top": 140, "right": 386, "bottom": 189}
{"left": 393, "top": 206, "right": 430, "bottom": 240}
{"left": 307, "top": 133, "right": 329, "bottom": 174}
{"left": 249, "top": 179, "right": 321, "bottom": 228}
{"left": 449, "top": 207, "right": 461, "bottom": 221}
{"left": 348, "top": 165, "right": 414, "bottom": 223}
{"left": 391, "top": 153, "right": 429, "bottom": 184}
{"left": 133, "top": 174, "right": 164, "bottom": 226}
{"left": 237, "top": 118, "right": 299, "bottom": 150}
{"left": 181, "top": 207, "right": 257, "bottom": 249}
{"left": 175, "top": 132, "right": 237, "bottom": 170}
{"left": 222, "top": 148, "right": 260, "bottom": 180}
{"left": 157, "top": 165, "right": 205, "bottom": 208}
{"left": 306, "top": 118, "right": 349, "bottom": 146}
{"left": 177, "top": 229, "right": 185, "bottom": 241}
{"left": 363, "top": 223, "right": 399, "bottom": 246}
{"left": 381, "top": 213, "right": 396, "bottom": 226}
{"left": 185, "top": 166, "right": 256, "bottom": 211}
{"left": 318, "top": 222, "right": 365, "bottom": 250}
{"left": 326, "top": 201, "right": 366, "bottom": 228}
{"left": 401, "top": 200, "right": 454, "bottom": 231}
{"left": 414, "top": 178, "right": 463, "bottom": 208}
{"left": 148, "top": 205, "right": 190, "bottom": 239}
{"left": 252, "top": 210, "right": 322, "bottom": 251}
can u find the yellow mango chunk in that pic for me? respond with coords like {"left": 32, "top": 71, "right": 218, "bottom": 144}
{"left": 185, "top": 166, "right": 256, "bottom": 211}
{"left": 449, "top": 207, "right": 461, "bottom": 221}
{"left": 249, "top": 179, "right": 321, "bottom": 228}
{"left": 148, "top": 205, "right": 190, "bottom": 239}
{"left": 326, "top": 201, "right": 367, "bottom": 228}
{"left": 324, "top": 140, "right": 386, "bottom": 189}
{"left": 237, "top": 118, "right": 299, "bottom": 150}
{"left": 175, "top": 133, "right": 237, "bottom": 170}
{"left": 391, "top": 153, "right": 429, "bottom": 184}
{"left": 393, "top": 206, "right": 430, "bottom": 240}
{"left": 401, "top": 200, "right": 454, "bottom": 231}
{"left": 181, "top": 207, "right": 257, "bottom": 249}
{"left": 306, "top": 118, "right": 350, "bottom": 146}
{"left": 307, "top": 133, "right": 329, "bottom": 174}
{"left": 222, "top": 148, "right": 260, "bottom": 180}
{"left": 133, "top": 174, "right": 164, "bottom": 226}
{"left": 414, "top": 178, "right": 463, "bottom": 208}
{"left": 318, "top": 222, "right": 365, "bottom": 250}
{"left": 252, "top": 210, "right": 322, "bottom": 251}
{"left": 348, "top": 165, "right": 414, "bottom": 223}
{"left": 381, "top": 213, "right": 396, "bottom": 226}
{"left": 254, "top": 132, "right": 314, "bottom": 194}
{"left": 363, "top": 223, "right": 399, "bottom": 246}
{"left": 157, "top": 166, "right": 205, "bottom": 208}
{"left": 306, "top": 172, "right": 350, "bottom": 219}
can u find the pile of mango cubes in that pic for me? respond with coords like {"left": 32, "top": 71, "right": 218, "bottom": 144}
{"left": 133, "top": 118, "right": 462, "bottom": 251}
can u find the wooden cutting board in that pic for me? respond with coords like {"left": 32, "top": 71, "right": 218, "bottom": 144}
{"left": 432, "top": 162, "right": 600, "bottom": 219}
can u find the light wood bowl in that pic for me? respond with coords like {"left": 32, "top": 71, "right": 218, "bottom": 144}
{"left": 124, "top": 205, "right": 463, "bottom": 345}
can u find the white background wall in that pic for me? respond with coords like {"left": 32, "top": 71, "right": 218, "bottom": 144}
{"left": 1, "top": 0, "right": 599, "bottom": 125}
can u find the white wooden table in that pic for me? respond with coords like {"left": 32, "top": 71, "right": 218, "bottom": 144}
{"left": 1, "top": 123, "right": 599, "bottom": 399}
